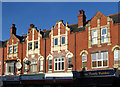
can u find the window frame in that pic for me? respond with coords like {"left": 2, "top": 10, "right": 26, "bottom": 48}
{"left": 54, "top": 38, "right": 58, "bottom": 46}
{"left": 101, "top": 28, "right": 108, "bottom": 43}
{"left": 114, "top": 50, "right": 120, "bottom": 65}
{"left": 39, "top": 60, "right": 43, "bottom": 72}
{"left": 61, "top": 36, "right": 65, "bottom": 45}
{"left": 91, "top": 52, "right": 108, "bottom": 68}
{"left": 30, "top": 59, "right": 37, "bottom": 72}
{"left": 54, "top": 57, "right": 65, "bottom": 71}
{"left": 13, "top": 45, "right": 17, "bottom": 53}
{"left": 9, "top": 46, "right": 12, "bottom": 54}
{"left": 82, "top": 54, "right": 87, "bottom": 68}
{"left": 67, "top": 57, "right": 72, "bottom": 69}
{"left": 91, "top": 30, "right": 98, "bottom": 45}
{"left": 34, "top": 41, "right": 38, "bottom": 49}
{"left": 48, "top": 59, "right": 52, "bottom": 71}
{"left": 28, "top": 42, "right": 32, "bottom": 50}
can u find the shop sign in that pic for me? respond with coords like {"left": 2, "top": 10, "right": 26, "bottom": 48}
{"left": 2, "top": 76, "right": 20, "bottom": 81}
{"left": 21, "top": 75, "right": 44, "bottom": 80}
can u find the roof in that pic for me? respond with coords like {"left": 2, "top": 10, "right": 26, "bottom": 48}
{"left": 0, "top": 41, "right": 7, "bottom": 48}
{"left": 109, "top": 13, "right": 120, "bottom": 24}
{"left": 41, "top": 30, "right": 51, "bottom": 39}
{"left": 15, "top": 35, "right": 27, "bottom": 43}
{"left": 68, "top": 24, "right": 86, "bottom": 33}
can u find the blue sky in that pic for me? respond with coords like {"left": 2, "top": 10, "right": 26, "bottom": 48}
{"left": 2, "top": 2, "right": 118, "bottom": 41}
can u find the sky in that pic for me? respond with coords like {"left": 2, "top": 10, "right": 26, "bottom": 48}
{"left": 2, "top": 2, "right": 119, "bottom": 41}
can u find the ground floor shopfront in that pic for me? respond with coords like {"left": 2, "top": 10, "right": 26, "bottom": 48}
{"left": 2, "top": 69, "right": 120, "bottom": 87}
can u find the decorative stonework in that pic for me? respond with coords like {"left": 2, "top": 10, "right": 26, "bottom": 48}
{"left": 80, "top": 49, "right": 88, "bottom": 56}
{"left": 50, "top": 21, "right": 70, "bottom": 53}
{"left": 112, "top": 45, "right": 120, "bottom": 52}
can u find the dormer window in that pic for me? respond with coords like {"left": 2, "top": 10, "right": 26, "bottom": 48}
{"left": 34, "top": 41, "right": 38, "bottom": 49}
{"left": 54, "top": 38, "right": 58, "bottom": 46}
{"left": 28, "top": 42, "right": 32, "bottom": 50}
{"left": 13, "top": 46, "right": 17, "bottom": 53}
{"left": 9, "top": 46, "right": 12, "bottom": 54}
{"left": 101, "top": 28, "right": 108, "bottom": 43}
{"left": 61, "top": 36, "right": 65, "bottom": 45}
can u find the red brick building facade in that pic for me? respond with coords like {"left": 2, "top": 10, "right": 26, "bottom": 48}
{"left": 1, "top": 10, "right": 120, "bottom": 86}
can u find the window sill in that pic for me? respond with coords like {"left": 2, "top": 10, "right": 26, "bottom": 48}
{"left": 92, "top": 66, "right": 108, "bottom": 69}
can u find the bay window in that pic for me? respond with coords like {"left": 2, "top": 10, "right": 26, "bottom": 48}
{"left": 34, "top": 41, "right": 38, "bottom": 49}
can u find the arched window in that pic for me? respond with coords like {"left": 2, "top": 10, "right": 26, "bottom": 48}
{"left": 82, "top": 54, "right": 87, "bottom": 68}
{"left": 66, "top": 51, "right": 73, "bottom": 70}
{"left": 114, "top": 50, "right": 120, "bottom": 65}
{"left": 47, "top": 54, "right": 53, "bottom": 71}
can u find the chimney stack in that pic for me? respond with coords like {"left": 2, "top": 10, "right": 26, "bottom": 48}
{"left": 28, "top": 24, "right": 34, "bottom": 32}
{"left": 10, "top": 24, "right": 16, "bottom": 36}
{"left": 77, "top": 9, "right": 86, "bottom": 28}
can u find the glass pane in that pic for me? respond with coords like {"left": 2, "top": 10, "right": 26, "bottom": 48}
{"left": 55, "top": 63, "right": 57, "bottom": 70}
{"left": 55, "top": 38, "right": 58, "bottom": 45}
{"left": 82, "top": 62, "right": 87, "bottom": 68}
{"left": 62, "top": 62, "right": 64, "bottom": 70}
{"left": 103, "top": 60, "right": 107, "bottom": 66}
{"left": 61, "top": 37, "right": 65, "bottom": 44}
{"left": 98, "top": 61, "right": 102, "bottom": 67}
{"left": 92, "top": 61, "right": 97, "bottom": 67}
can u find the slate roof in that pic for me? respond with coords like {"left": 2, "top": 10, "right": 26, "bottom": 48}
{"left": 68, "top": 24, "right": 86, "bottom": 33}
{"left": 15, "top": 35, "right": 27, "bottom": 43}
{"left": 0, "top": 41, "right": 7, "bottom": 48}
{"left": 109, "top": 13, "right": 120, "bottom": 24}
{"left": 41, "top": 30, "right": 51, "bottom": 39}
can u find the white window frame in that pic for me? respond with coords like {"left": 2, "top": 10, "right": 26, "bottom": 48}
{"left": 13, "top": 45, "right": 17, "bottom": 53}
{"left": 34, "top": 41, "right": 38, "bottom": 49}
{"left": 9, "top": 46, "right": 12, "bottom": 54}
{"left": 91, "top": 52, "right": 108, "bottom": 68}
{"left": 6, "top": 63, "right": 14, "bottom": 75}
{"left": 61, "top": 36, "right": 65, "bottom": 45}
{"left": 30, "top": 60, "right": 37, "bottom": 72}
{"left": 39, "top": 60, "right": 43, "bottom": 72}
{"left": 48, "top": 59, "right": 52, "bottom": 71}
{"left": 24, "top": 63, "right": 28, "bottom": 72}
{"left": 54, "top": 57, "right": 64, "bottom": 71}
{"left": 92, "top": 30, "right": 98, "bottom": 45}
{"left": 54, "top": 38, "right": 58, "bottom": 46}
{"left": 114, "top": 50, "right": 120, "bottom": 65}
{"left": 28, "top": 42, "right": 32, "bottom": 50}
{"left": 101, "top": 28, "right": 108, "bottom": 43}
{"left": 82, "top": 54, "right": 87, "bottom": 68}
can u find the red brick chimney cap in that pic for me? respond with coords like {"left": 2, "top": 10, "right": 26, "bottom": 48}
{"left": 12, "top": 24, "right": 15, "bottom": 27}
{"left": 79, "top": 9, "right": 84, "bottom": 14}
{"left": 30, "top": 24, "right": 34, "bottom": 28}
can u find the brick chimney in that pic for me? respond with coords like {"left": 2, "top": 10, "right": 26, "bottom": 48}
{"left": 77, "top": 9, "right": 86, "bottom": 28}
{"left": 28, "top": 24, "right": 34, "bottom": 32}
{"left": 10, "top": 24, "right": 16, "bottom": 36}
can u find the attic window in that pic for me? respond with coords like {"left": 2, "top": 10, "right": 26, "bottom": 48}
{"left": 9, "top": 46, "right": 12, "bottom": 54}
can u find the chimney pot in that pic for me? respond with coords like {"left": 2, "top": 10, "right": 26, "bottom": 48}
{"left": 30, "top": 24, "right": 34, "bottom": 28}
{"left": 43, "top": 29, "right": 46, "bottom": 31}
